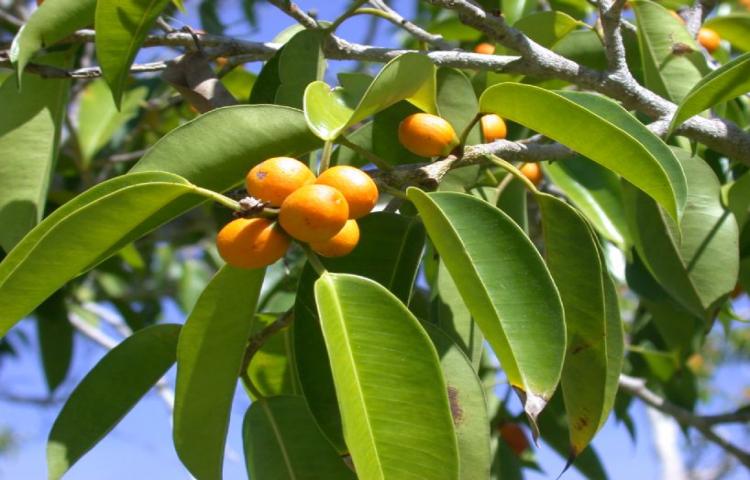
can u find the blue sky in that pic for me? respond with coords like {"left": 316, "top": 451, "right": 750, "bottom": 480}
{"left": 1, "top": 0, "right": 749, "bottom": 479}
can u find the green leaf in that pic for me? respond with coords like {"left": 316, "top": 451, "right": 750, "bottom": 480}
{"left": 433, "top": 260, "right": 484, "bottom": 370}
{"left": 632, "top": 0, "right": 708, "bottom": 103}
{"left": 544, "top": 156, "right": 631, "bottom": 249}
{"left": 726, "top": 171, "right": 750, "bottom": 228}
{"left": 132, "top": 105, "right": 322, "bottom": 191}
{"left": 0, "top": 172, "right": 207, "bottom": 339}
{"left": 704, "top": 14, "right": 750, "bottom": 52}
{"left": 502, "top": 0, "right": 538, "bottom": 25}
{"left": 77, "top": 80, "right": 147, "bottom": 166}
{"left": 624, "top": 149, "right": 739, "bottom": 317}
{"left": 552, "top": 30, "right": 607, "bottom": 70}
{"left": 246, "top": 313, "right": 300, "bottom": 398}
{"left": 294, "top": 213, "right": 425, "bottom": 452}
{"left": 95, "top": 0, "right": 171, "bottom": 108}
{"left": 436, "top": 68, "right": 480, "bottom": 145}
{"left": 220, "top": 67, "right": 256, "bottom": 103}
{"left": 243, "top": 396, "right": 356, "bottom": 480}
{"left": 35, "top": 291, "right": 72, "bottom": 394}
{"left": 423, "top": 323, "right": 491, "bottom": 480}
{"left": 513, "top": 11, "right": 581, "bottom": 48}
{"left": 314, "top": 273, "right": 459, "bottom": 480}
{"left": 174, "top": 265, "right": 265, "bottom": 480}
{"left": 481, "top": 84, "right": 687, "bottom": 220}
{"left": 407, "top": 188, "right": 566, "bottom": 428}
{"left": 670, "top": 52, "right": 750, "bottom": 133}
{"left": 47, "top": 324, "right": 180, "bottom": 480}
{"left": 0, "top": 52, "right": 72, "bottom": 252}
{"left": 275, "top": 29, "right": 326, "bottom": 108}
{"left": 303, "top": 53, "right": 433, "bottom": 141}
{"left": 10, "top": 0, "right": 96, "bottom": 82}
{"left": 537, "top": 192, "right": 624, "bottom": 455}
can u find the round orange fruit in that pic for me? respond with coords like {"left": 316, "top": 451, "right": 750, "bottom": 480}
{"left": 246, "top": 157, "right": 315, "bottom": 206}
{"left": 398, "top": 113, "right": 459, "bottom": 158}
{"left": 310, "top": 220, "right": 360, "bottom": 257}
{"left": 520, "top": 163, "right": 543, "bottom": 186}
{"left": 697, "top": 28, "right": 720, "bottom": 53}
{"left": 279, "top": 184, "right": 349, "bottom": 242}
{"left": 480, "top": 114, "right": 507, "bottom": 142}
{"left": 315, "top": 166, "right": 378, "bottom": 219}
{"left": 499, "top": 423, "right": 530, "bottom": 456}
{"left": 474, "top": 42, "right": 495, "bottom": 55}
{"left": 216, "top": 218, "right": 291, "bottom": 269}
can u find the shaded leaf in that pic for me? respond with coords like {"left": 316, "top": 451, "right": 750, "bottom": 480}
{"left": 243, "top": 396, "right": 355, "bottom": 480}
{"left": 35, "top": 291, "right": 72, "bottom": 393}
{"left": 47, "top": 324, "right": 180, "bottom": 480}
{"left": 246, "top": 313, "right": 300, "bottom": 399}
{"left": 95, "top": 0, "right": 171, "bottom": 107}
{"left": 513, "top": 11, "right": 581, "bottom": 48}
{"left": 704, "top": 14, "right": 750, "bottom": 52}
{"left": 174, "top": 266, "right": 265, "bottom": 480}
{"left": 275, "top": 29, "right": 326, "bottom": 108}
{"left": 315, "top": 273, "right": 459, "bottom": 480}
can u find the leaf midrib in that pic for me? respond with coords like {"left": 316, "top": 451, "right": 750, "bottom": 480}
{"left": 262, "top": 400, "right": 298, "bottom": 480}
{"left": 322, "top": 275, "right": 385, "bottom": 480}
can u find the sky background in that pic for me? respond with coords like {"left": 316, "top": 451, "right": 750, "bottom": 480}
{"left": 1, "top": 0, "right": 749, "bottom": 479}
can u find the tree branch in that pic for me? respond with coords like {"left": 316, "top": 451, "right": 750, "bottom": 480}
{"left": 619, "top": 374, "right": 750, "bottom": 469}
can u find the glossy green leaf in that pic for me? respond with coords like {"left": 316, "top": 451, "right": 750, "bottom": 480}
{"left": 315, "top": 273, "right": 459, "bottom": 480}
{"left": 220, "top": 67, "right": 256, "bottom": 103}
{"left": 275, "top": 29, "right": 326, "bottom": 108}
{"left": 423, "top": 323, "right": 491, "bottom": 480}
{"left": 503, "top": 0, "right": 538, "bottom": 25}
{"left": 704, "top": 14, "right": 750, "bottom": 52}
{"left": 303, "top": 53, "right": 433, "bottom": 140}
{"left": 670, "top": 52, "right": 750, "bottom": 133}
{"left": 132, "top": 105, "right": 322, "bottom": 191}
{"left": 294, "top": 213, "right": 425, "bottom": 452}
{"left": 9, "top": 0, "right": 96, "bottom": 82}
{"left": 436, "top": 68, "right": 480, "bottom": 145}
{"left": 0, "top": 52, "right": 71, "bottom": 252}
{"left": 0, "top": 172, "right": 207, "bottom": 339}
{"left": 552, "top": 30, "right": 607, "bottom": 70}
{"left": 406, "top": 65, "right": 437, "bottom": 115}
{"left": 47, "top": 324, "right": 180, "bottom": 480}
{"left": 246, "top": 313, "right": 300, "bottom": 399}
{"left": 513, "top": 11, "right": 581, "bottom": 48}
{"left": 173, "top": 266, "right": 264, "bottom": 480}
{"left": 624, "top": 149, "right": 739, "bottom": 317}
{"left": 537, "top": 192, "right": 623, "bottom": 455}
{"left": 407, "top": 188, "right": 566, "bottom": 427}
{"left": 243, "top": 396, "right": 356, "bottom": 480}
{"left": 95, "top": 0, "right": 170, "bottom": 107}
{"left": 77, "top": 80, "right": 147, "bottom": 166}
{"left": 544, "top": 156, "right": 630, "bottom": 249}
{"left": 35, "top": 291, "right": 72, "bottom": 394}
{"left": 726, "top": 171, "right": 750, "bottom": 228}
{"left": 480, "top": 84, "right": 687, "bottom": 221}
{"left": 632, "top": 0, "right": 708, "bottom": 103}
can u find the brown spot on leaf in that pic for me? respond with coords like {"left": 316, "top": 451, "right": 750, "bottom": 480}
{"left": 571, "top": 343, "right": 591, "bottom": 355}
{"left": 447, "top": 386, "right": 464, "bottom": 425}
{"left": 573, "top": 416, "right": 589, "bottom": 431}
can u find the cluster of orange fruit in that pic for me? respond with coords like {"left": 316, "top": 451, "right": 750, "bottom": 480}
{"left": 398, "top": 111, "right": 542, "bottom": 185}
{"left": 217, "top": 158, "right": 378, "bottom": 269}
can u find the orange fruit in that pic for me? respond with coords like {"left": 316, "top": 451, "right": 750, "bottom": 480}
{"left": 216, "top": 218, "right": 291, "bottom": 269}
{"left": 697, "top": 28, "right": 721, "bottom": 53}
{"left": 279, "top": 184, "right": 349, "bottom": 242}
{"left": 520, "top": 163, "right": 543, "bottom": 186}
{"left": 474, "top": 42, "right": 495, "bottom": 55}
{"left": 246, "top": 157, "right": 315, "bottom": 207}
{"left": 398, "top": 113, "right": 459, "bottom": 158}
{"left": 499, "top": 423, "right": 529, "bottom": 456}
{"left": 315, "top": 166, "right": 378, "bottom": 219}
{"left": 742, "top": 0, "right": 750, "bottom": 10}
{"left": 310, "top": 220, "right": 360, "bottom": 257}
{"left": 480, "top": 114, "right": 507, "bottom": 142}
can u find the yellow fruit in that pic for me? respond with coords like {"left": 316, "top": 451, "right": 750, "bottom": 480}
{"left": 398, "top": 113, "right": 459, "bottom": 158}
{"left": 480, "top": 114, "right": 507, "bottom": 142}
{"left": 697, "top": 28, "right": 721, "bottom": 53}
{"left": 315, "top": 166, "right": 379, "bottom": 219}
{"left": 216, "top": 218, "right": 291, "bottom": 269}
{"left": 279, "top": 184, "right": 349, "bottom": 242}
{"left": 246, "top": 157, "right": 315, "bottom": 206}
{"left": 310, "top": 220, "right": 360, "bottom": 257}
{"left": 474, "top": 42, "right": 496, "bottom": 55}
{"left": 520, "top": 163, "right": 543, "bottom": 186}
